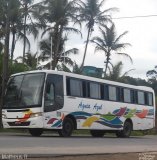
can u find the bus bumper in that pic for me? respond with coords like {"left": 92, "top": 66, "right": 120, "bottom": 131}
{"left": 2, "top": 116, "right": 44, "bottom": 128}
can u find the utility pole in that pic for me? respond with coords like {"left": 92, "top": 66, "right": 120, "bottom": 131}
{"left": 50, "top": 36, "right": 53, "bottom": 70}
{"left": 0, "top": 0, "right": 10, "bottom": 128}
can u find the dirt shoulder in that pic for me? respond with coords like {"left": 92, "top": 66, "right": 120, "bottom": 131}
{"left": 25, "top": 152, "right": 157, "bottom": 160}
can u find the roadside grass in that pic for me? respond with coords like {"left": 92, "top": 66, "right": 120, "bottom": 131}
{"left": 0, "top": 128, "right": 28, "bottom": 133}
{"left": 0, "top": 128, "right": 156, "bottom": 137}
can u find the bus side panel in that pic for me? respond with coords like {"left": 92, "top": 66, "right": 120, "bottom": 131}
{"left": 61, "top": 97, "right": 155, "bottom": 131}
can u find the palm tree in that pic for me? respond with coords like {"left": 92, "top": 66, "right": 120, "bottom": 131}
{"left": 0, "top": 0, "right": 30, "bottom": 62}
{"left": 39, "top": 33, "right": 79, "bottom": 69}
{"left": 91, "top": 24, "right": 132, "bottom": 76}
{"left": 20, "top": 0, "right": 45, "bottom": 63}
{"left": 41, "top": 0, "right": 81, "bottom": 69}
{"left": 20, "top": 0, "right": 32, "bottom": 63}
{"left": 16, "top": 52, "right": 39, "bottom": 69}
{"left": 79, "top": 0, "right": 118, "bottom": 70}
{"left": 10, "top": 0, "right": 22, "bottom": 61}
{"left": 105, "top": 61, "right": 134, "bottom": 82}
{"left": 0, "top": 0, "right": 44, "bottom": 63}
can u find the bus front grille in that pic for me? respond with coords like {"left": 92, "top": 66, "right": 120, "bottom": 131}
{"left": 8, "top": 121, "right": 30, "bottom": 126}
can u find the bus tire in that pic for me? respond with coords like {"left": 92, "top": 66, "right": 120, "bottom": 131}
{"left": 90, "top": 130, "right": 105, "bottom": 137}
{"left": 58, "top": 118, "right": 74, "bottom": 137}
{"left": 116, "top": 121, "right": 132, "bottom": 138}
{"left": 29, "top": 128, "right": 43, "bottom": 137}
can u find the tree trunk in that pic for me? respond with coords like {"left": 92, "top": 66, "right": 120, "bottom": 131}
{"left": 104, "top": 51, "right": 110, "bottom": 77}
{"left": 23, "top": 3, "right": 27, "bottom": 63}
{"left": 11, "top": 29, "right": 16, "bottom": 63}
{"left": 80, "top": 27, "right": 91, "bottom": 72}
{"left": 52, "top": 24, "right": 63, "bottom": 70}
{"left": 0, "top": 2, "right": 10, "bottom": 128}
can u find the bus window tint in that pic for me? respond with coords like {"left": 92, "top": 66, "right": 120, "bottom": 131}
{"left": 45, "top": 83, "right": 55, "bottom": 107}
{"left": 124, "top": 88, "right": 131, "bottom": 103}
{"left": 109, "top": 86, "right": 117, "bottom": 101}
{"left": 148, "top": 93, "right": 153, "bottom": 106}
{"left": 5, "top": 75, "right": 24, "bottom": 103}
{"left": 70, "top": 79, "right": 83, "bottom": 97}
{"left": 89, "top": 83, "right": 100, "bottom": 99}
{"left": 138, "top": 91, "right": 145, "bottom": 105}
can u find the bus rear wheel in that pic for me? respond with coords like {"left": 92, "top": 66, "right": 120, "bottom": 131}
{"left": 58, "top": 118, "right": 74, "bottom": 137}
{"left": 116, "top": 121, "right": 132, "bottom": 138}
{"left": 90, "top": 130, "right": 105, "bottom": 137}
{"left": 29, "top": 128, "right": 43, "bottom": 137}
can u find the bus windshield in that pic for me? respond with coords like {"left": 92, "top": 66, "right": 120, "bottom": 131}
{"left": 3, "top": 73, "right": 45, "bottom": 109}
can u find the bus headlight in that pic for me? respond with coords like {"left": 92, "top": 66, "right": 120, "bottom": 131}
{"left": 2, "top": 114, "right": 7, "bottom": 119}
{"left": 30, "top": 112, "right": 42, "bottom": 118}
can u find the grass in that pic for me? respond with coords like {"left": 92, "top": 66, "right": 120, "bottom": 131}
{"left": 0, "top": 128, "right": 156, "bottom": 136}
{"left": 0, "top": 128, "right": 28, "bottom": 133}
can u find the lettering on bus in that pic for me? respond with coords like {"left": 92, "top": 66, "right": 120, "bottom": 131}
{"left": 93, "top": 104, "right": 102, "bottom": 111}
{"left": 78, "top": 102, "right": 91, "bottom": 110}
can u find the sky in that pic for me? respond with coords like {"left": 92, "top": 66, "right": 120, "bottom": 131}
{"left": 14, "top": 0, "right": 157, "bottom": 79}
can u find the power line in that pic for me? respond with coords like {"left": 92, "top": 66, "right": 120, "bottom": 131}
{"left": 112, "top": 14, "right": 157, "bottom": 20}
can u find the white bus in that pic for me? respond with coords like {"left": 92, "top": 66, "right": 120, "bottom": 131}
{"left": 2, "top": 70, "right": 155, "bottom": 137}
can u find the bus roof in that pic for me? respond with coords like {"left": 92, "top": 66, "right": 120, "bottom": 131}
{"left": 11, "top": 70, "right": 154, "bottom": 93}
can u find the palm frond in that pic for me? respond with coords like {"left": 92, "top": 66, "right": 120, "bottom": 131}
{"left": 114, "top": 31, "right": 129, "bottom": 44}
{"left": 116, "top": 52, "right": 133, "bottom": 64}
{"left": 41, "top": 27, "right": 54, "bottom": 38}
{"left": 64, "top": 48, "right": 79, "bottom": 56}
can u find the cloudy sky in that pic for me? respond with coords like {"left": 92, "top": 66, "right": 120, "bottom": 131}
{"left": 15, "top": 0, "right": 157, "bottom": 79}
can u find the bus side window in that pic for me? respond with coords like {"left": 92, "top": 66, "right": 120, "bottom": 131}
{"left": 45, "top": 83, "right": 55, "bottom": 107}
{"left": 123, "top": 88, "right": 131, "bottom": 103}
{"left": 145, "top": 92, "right": 153, "bottom": 106}
{"left": 137, "top": 91, "right": 145, "bottom": 105}
{"left": 148, "top": 93, "right": 153, "bottom": 106}
{"left": 44, "top": 74, "right": 64, "bottom": 112}
{"left": 108, "top": 86, "right": 117, "bottom": 101}
{"left": 69, "top": 78, "right": 83, "bottom": 97}
{"left": 89, "top": 82, "right": 101, "bottom": 99}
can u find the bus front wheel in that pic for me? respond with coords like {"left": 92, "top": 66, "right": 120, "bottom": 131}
{"left": 90, "top": 130, "right": 105, "bottom": 137}
{"left": 58, "top": 118, "right": 74, "bottom": 137}
{"left": 116, "top": 121, "right": 132, "bottom": 138}
{"left": 29, "top": 128, "right": 43, "bottom": 137}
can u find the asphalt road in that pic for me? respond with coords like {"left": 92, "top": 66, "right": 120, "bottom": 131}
{"left": 0, "top": 133, "right": 157, "bottom": 155}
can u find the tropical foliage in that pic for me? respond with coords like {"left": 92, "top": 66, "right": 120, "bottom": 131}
{"left": 91, "top": 24, "right": 132, "bottom": 75}
{"left": 40, "top": 0, "right": 81, "bottom": 69}
{"left": 39, "top": 33, "right": 79, "bottom": 69}
{"left": 79, "top": 0, "right": 118, "bottom": 70}
{"left": 105, "top": 61, "right": 134, "bottom": 82}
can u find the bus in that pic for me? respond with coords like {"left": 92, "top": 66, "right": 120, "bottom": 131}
{"left": 2, "top": 70, "right": 155, "bottom": 137}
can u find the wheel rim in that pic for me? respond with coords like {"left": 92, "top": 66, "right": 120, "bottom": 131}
{"left": 62, "top": 119, "right": 73, "bottom": 137}
{"left": 124, "top": 122, "right": 132, "bottom": 136}
{"left": 64, "top": 122, "right": 72, "bottom": 133}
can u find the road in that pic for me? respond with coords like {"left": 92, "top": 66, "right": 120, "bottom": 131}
{"left": 0, "top": 133, "right": 157, "bottom": 156}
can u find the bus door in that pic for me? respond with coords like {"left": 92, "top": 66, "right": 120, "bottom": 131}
{"left": 43, "top": 74, "right": 64, "bottom": 128}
